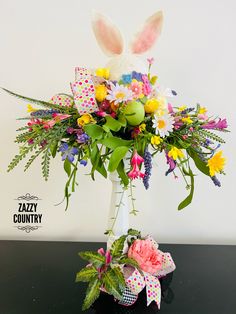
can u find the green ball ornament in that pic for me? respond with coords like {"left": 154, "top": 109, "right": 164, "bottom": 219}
{"left": 124, "top": 101, "right": 145, "bottom": 126}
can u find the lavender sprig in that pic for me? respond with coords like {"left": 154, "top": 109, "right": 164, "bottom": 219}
{"left": 143, "top": 148, "right": 152, "bottom": 189}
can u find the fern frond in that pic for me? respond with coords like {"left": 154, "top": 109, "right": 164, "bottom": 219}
{"left": 197, "top": 129, "right": 226, "bottom": 143}
{"left": 41, "top": 149, "right": 51, "bottom": 181}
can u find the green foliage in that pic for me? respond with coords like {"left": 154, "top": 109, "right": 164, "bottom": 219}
{"left": 75, "top": 266, "right": 98, "bottom": 283}
{"left": 118, "top": 257, "right": 139, "bottom": 269}
{"left": 82, "top": 277, "right": 101, "bottom": 311}
{"left": 50, "top": 141, "right": 58, "bottom": 158}
{"left": 41, "top": 149, "right": 51, "bottom": 181}
{"left": 198, "top": 129, "right": 226, "bottom": 143}
{"left": 117, "top": 161, "right": 129, "bottom": 186}
{"left": 64, "top": 159, "right": 71, "bottom": 177}
{"left": 127, "top": 228, "right": 141, "bottom": 237}
{"left": 100, "top": 136, "right": 132, "bottom": 150}
{"left": 102, "top": 268, "right": 124, "bottom": 300}
{"left": 178, "top": 168, "right": 194, "bottom": 210}
{"left": 187, "top": 148, "right": 210, "bottom": 176}
{"left": 84, "top": 124, "right": 104, "bottom": 140}
{"left": 90, "top": 144, "right": 107, "bottom": 179}
{"left": 2, "top": 88, "right": 68, "bottom": 112}
{"left": 103, "top": 116, "right": 122, "bottom": 132}
{"left": 24, "top": 148, "right": 45, "bottom": 172}
{"left": 111, "top": 267, "right": 126, "bottom": 290}
{"left": 108, "top": 146, "right": 129, "bottom": 172}
{"left": 79, "top": 251, "right": 106, "bottom": 268}
{"left": 110, "top": 235, "right": 126, "bottom": 257}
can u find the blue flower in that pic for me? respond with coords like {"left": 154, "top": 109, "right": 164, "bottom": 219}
{"left": 59, "top": 143, "right": 78, "bottom": 163}
{"left": 77, "top": 133, "right": 90, "bottom": 144}
{"left": 132, "top": 71, "right": 142, "bottom": 81}
{"left": 80, "top": 160, "right": 87, "bottom": 166}
{"left": 121, "top": 74, "right": 132, "bottom": 84}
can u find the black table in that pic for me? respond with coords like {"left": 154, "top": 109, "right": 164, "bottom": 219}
{"left": 0, "top": 241, "right": 235, "bottom": 314}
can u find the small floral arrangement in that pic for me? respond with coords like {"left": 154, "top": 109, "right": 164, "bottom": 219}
{"left": 76, "top": 229, "right": 175, "bottom": 310}
{"left": 5, "top": 59, "right": 228, "bottom": 212}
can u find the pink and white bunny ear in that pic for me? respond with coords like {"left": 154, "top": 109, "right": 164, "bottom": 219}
{"left": 130, "top": 11, "right": 163, "bottom": 54}
{"left": 91, "top": 12, "right": 124, "bottom": 57}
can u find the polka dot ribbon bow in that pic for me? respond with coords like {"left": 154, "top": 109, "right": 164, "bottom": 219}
{"left": 70, "top": 67, "right": 98, "bottom": 115}
{"left": 119, "top": 237, "right": 176, "bottom": 309}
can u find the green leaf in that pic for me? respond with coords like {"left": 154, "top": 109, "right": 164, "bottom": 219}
{"left": 79, "top": 251, "right": 106, "bottom": 268}
{"left": 50, "top": 141, "right": 58, "bottom": 158}
{"left": 90, "top": 144, "right": 107, "bottom": 179}
{"left": 127, "top": 228, "right": 141, "bottom": 237}
{"left": 118, "top": 115, "right": 127, "bottom": 127}
{"left": 82, "top": 277, "right": 101, "bottom": 311}
{"left": 178, "top": 169, "right": 194, "bottom": 210}
{"left": 150, "top": 75, "right": 158, "bottom": 85}
{"left": 110, "top": 235, "right": 127, "bottom": 257}
{"left": 118, "top": 257, "right": 139, "bottom": 269}
{"left": 108, "top": 146, "right": 129, "bottom": 172}
{"left": 102, "top": 268, "right": 124, "bottom": 300}
{"left": 2, "top": 87, "right": 66, "bottom": 112}
{"left": 75, "top": 266, "right": 98, "bottom": 283}
{"left": 103, "top": 116, "right": 122, "bottom": 132}
{"left": 187, "top": 148, "right": 210, "bottom": 176}
{"left": 100, "top": 136, "right": 132, "bottom": 150}
{"left": 111, "top": 267, "right": 126, "bottom": 290}
{"left": 84, "top": 124, "right": 104, "bottom": 140}
{"left": 41, "top": 149, "right": 51, "bottom": 181}
{"left": 117, "top": 161, "right": 129, "bottom": 186}
{"left": 64, "top": 159, "right": 71, "bottom": 177}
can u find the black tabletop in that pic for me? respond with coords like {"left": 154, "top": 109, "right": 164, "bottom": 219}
{"left": 0, "top": 241, "right": 235, "bottom": 314}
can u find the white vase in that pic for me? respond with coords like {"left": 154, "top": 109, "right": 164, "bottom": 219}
{"left": 106, "top": 171, "right": 129, "bottom": 250}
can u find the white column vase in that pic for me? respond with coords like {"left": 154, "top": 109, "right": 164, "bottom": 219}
{"left": 106, "top": 171, "right": 129, "bottom": 250}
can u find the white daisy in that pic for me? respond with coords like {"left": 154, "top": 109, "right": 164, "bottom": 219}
{"left": 152, "top": 113, "right": 174, "bottom": 138}
{"left": 106, "top": 82, "right": 133, "bottom": 105}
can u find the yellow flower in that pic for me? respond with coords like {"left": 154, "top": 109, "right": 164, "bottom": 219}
{"left": 168, "top": 147, "right": 185, "bottom": 160}
{"left": 178, "top": 105, "right": 187, "bottom": 111}
{"left": 27, "top": 104, "right": 37, "bottom": 113}
{"left": 95, "top": 84, "right": 107, "bottom": 102}
{"left": 151, "top": 135, "right": 163, "bottom": 146}
{"left": 95, "top": 68, "right": 110, "bottom": 79}
{"left": 199, "top": 106, "right": 207, "bottom": 114}
{"left": 207, "top": 151, "right": 226, "bottom": 177}
{"left": 77, "top": 114, "right": 95, "bottom": 126}
{"left": 144, "top": 97, "right": 167, "bottom": 114}
{"left": 139, "top": 123, "right": 146, "bottom": 131}
{"left": 182, "top": 116, "right": 193, "bottom": 124}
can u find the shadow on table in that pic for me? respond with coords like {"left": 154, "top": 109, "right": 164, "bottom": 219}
{"left": 92, "top": 272, "right": 175, "bottom": 314}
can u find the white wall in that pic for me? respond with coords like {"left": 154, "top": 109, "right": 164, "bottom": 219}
{"left": 0, "top": 0, "right": 235, "bottom": 244}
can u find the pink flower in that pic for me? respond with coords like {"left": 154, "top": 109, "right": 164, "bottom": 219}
{"left": 131, "top": 150, "right": 144, "bottom": 166}
{"left": 43, "top": 119, "right": 56, "bottom": 129}
{"left": 198, "top": 114, "right": 208, "bottom": 120}
{"left": 201, "top": 118, "right": 228, "bottom": 130}
{"left": 142, "top": 74, "right": 152, "bottom": 96}
{"left": 128, "top": 164, "right": 145, "bottom": 179}
{"left": 147, "top": 57, "right": 154, "bottom": 65}
{"left": 129, "top": 80, "right": 143, "bottom": 98}
{"left": 168, "top": 103, "right": 174, "bottom": 114}
{"left": 128, "top": 239, "right": 162, "bottom": 275}
{"left": 52, "top": 113, "right": 71, "bottom": 120}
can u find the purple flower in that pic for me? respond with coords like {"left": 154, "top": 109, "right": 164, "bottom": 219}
{"left": 132, "top": 71, "right": 142, "bottom": 81}
{"left": 165, "top": 153, "right": 176, "bottom": 176}
{"left": 211, "top": 176, "right": 221, "bottom": 187}
{"left": 66, "top": 127, "right": 75, "bottom": 134}
{"left": 77, "top": 133, "right": 90, "bottom": 144}
{"left": 59, "top": 142, "right": 78, "bottom": 163}
{"left": 80, "top": 160, "right": 87, "bottom": 166}
{"left": 202, "top": 118, "right": 228, "bottom": 130}
{"left": 143, "top": 148, "right": 152, "bottom": 189}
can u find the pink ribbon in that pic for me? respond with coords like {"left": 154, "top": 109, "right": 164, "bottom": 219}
{"left": 70, "top": 67, "right": 98, "bottom": 115}
{"left": 120, "top": 237, "right": 176, "bottom": 308}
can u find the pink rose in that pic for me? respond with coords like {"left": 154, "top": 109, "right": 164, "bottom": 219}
{"left": 128, "top": 239, "right": 162, "bottom": 275}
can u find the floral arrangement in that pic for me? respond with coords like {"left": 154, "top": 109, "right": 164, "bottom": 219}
{"left": 76, "top": 229, "right": 175, "bottom": 310}
{"left": 6, "top": 60, "right": 228, "bottom": 214}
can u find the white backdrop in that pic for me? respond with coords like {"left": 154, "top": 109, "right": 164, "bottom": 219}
{"left": 0, "top": 0, "right": 235, "bottom": 244}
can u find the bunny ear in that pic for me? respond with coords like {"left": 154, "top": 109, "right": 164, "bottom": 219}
{"left": 130, "top": 11, "right": 163, "bottom": 54}
{"left": 91, "top": 12, "right": 124, "bottom": 57}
